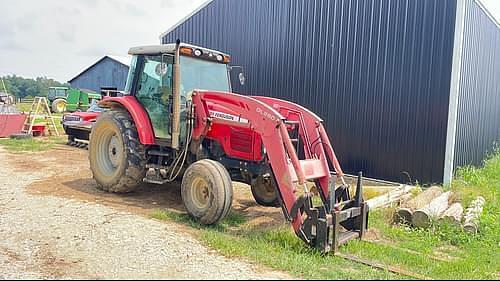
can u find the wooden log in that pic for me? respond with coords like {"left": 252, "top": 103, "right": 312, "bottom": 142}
{"left": 366, "top": 184, "right": 416, "bottom": 210}
{"left": 439, "top": 202, "right": 464, "bottom": 225}
{"left": 412, "top": 191, "right": 451, "bottom": 228}
{"left": 399, "top": 193, "right": 413, "bottom": 205}
{"left": 463, "top": 196, "right": 485, "bottom": 234}
{"left": 394, "top": 186, "right": 443, "bottom": 224}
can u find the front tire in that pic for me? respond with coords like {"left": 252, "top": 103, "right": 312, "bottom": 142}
{"left": 181, "top": 159, "right": 233, "bottom": 225}
{"left": 52, "top": 99, "right": 66, "bottom": 113}
{"left": 89, "top": 110, "right": 146, "bottom": 193}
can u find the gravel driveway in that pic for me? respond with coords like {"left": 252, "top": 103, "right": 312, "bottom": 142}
{"left": 0, "top": 147, "right": 288, "bottom": 279}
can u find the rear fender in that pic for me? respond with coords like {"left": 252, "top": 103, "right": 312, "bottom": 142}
{"left": 99, "top": 96, "right": 155, "bottom": 145}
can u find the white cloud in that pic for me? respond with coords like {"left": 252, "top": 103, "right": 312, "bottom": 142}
{"left": 0, "top": 0, "right": 206, "bottom": 81}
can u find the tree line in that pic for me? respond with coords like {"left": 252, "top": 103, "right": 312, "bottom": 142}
{"left": 1, "top": 75, "right": 69, "bottom": 98}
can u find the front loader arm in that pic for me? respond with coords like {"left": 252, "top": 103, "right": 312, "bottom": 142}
{"left": 191, "top": 90, "right": 305, "bottom": 232}
{"left": 252, "top": 96, "right": 347, "bottom": 197}
{"left": 191, "top": 90, "right": 368, "bottom": 253}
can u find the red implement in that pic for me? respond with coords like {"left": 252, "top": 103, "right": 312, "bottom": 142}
{"left": 0, "top": 114, "right": 27, "bottom": 138}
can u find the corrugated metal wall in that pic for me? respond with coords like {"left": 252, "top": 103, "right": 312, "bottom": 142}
{"left": 163, "top": 0, "right": 458, "bottom": 183}
{"left": 454, "top": 0, "right": 500, "bottom": 168}
{"left": 69, "top": 57, "right": 129, "bottom": 93}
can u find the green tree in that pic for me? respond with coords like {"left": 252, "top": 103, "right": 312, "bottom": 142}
{"left": 1, "top": 75, "right": 68, "bottom": 98}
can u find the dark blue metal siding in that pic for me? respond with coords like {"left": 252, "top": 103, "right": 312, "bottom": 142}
{"left": 69, "top": 58, "right": 129, "bottom": 93}
{"left": 454, "top": 0, "right": 500, "bottom": 168}
{"left": 163, "top": 0, "right": 457, "bottom": 183}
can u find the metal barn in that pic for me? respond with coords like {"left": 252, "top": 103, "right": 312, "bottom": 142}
{"left": 160, "top": 0, "right": 500, "bottom": 184}
{"left": 69, "top": 56, "right": 130, "bottom": 93}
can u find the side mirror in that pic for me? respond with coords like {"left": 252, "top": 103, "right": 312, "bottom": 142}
{"left": 238, "top": 72, "right": 246, "bottom": 86}
{"left": 229, "top": 65, "right": 246, "bottom": 86}
{"left": 158, "top": 54, "right": 174, "bottom": 77}
{"left": 155, "top": 63, "right": 168, "bottom": 77}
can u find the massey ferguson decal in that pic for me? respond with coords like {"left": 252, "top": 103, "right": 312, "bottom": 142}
{"left": 209, "top": 110, "right": 249, "bottom": 123}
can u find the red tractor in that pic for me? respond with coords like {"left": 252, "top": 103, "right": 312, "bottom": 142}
{"left": 90, "top": 41, "right": 368, "bottom": 253}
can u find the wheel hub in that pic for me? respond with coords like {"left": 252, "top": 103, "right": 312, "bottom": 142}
{"left": 108, "top": 135, "right": 121, "bottom": 168}
{"left": 192, "top": 178, "right": 211, "bottom": 209}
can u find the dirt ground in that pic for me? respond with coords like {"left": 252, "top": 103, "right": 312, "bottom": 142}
{"left": 0, "top": 144, "right": 397, "bottom": 279}
{"left": 0, "top": 145, "right": 290, "bottom": 279}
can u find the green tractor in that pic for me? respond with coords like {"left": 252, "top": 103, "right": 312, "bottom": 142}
{"left": 47, "top": 87, "right": 102, "bottom": 113}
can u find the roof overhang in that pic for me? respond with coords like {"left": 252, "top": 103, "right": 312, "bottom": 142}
{"left": 128, "top": 43, "right": 229, "bottom": 57}
{"left": 475, "top": 0, "right": 500, "bottom": 28}
{"left": 128, "top": 44, "right": 177, "bottom": 55}
{"left": 158, "top": 0, "right": 215, "bottom": 40}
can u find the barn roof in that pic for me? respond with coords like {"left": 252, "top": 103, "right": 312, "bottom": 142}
{"left": 68, "top": 55, "right": 131, "bottom": 83}
{"left": 159, "top": 0, "right": 215, "bottom": 40}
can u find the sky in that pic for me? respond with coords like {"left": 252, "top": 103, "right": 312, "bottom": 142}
{"left": 0, "top": 0, "right": 499, "bottom": 83}
{"left": 0, "top": 0, "right": 207, "bottom": 82}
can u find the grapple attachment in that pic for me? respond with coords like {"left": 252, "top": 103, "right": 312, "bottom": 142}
{"left": 295, "top": 173, "right": 369, "bottom": 254}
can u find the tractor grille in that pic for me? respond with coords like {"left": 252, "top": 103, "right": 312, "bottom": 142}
{"left": 230, "top": 129, "right": 252, "bottom": 153}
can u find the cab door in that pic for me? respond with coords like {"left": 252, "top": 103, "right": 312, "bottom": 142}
{"left": 135, "top": 55, "right": 174, "bottom": 140}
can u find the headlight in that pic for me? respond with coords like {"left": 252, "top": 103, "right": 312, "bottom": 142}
{"left": 216, "top": 54, "right": 223, "bottom": 62}
{"left": 194, "top": 49, "right": 202, "bottom": 56}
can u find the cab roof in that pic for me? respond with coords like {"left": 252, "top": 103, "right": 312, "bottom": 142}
{"left": 128, "top": 43, "right": 229, "bottom": 57}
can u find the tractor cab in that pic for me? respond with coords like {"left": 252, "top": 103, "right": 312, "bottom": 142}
{"left": 125, "top": 42, "right": 233, "bottom": 142}
{"left": 47, "top": 87, "right": 68, "bottom": 102}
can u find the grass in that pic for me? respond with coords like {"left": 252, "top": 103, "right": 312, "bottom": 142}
{"left": 343, "top": 149, "right": 499, "bottom": 279}
{"left": 151, "top": 149, "right": 500, "bottom": 279}
{"left": 151, "top": 209, "right": 399, "bottom": 279}
{"left": 15, "top": 102, "right": 34, "bottom": 113}
{"left": 0, "top": 136, "right": 67, "bottom": 153}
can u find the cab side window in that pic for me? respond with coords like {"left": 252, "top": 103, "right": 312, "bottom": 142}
{"left": 136, "top": 55, "right": 174, "bottom": 139}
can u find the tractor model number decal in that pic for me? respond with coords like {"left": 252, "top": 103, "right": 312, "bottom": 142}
{"left": 256, "top": 107, "right": 276, "bottom": 121}
{"left": 209, "top": 110, "right": 249, "bottom": 124}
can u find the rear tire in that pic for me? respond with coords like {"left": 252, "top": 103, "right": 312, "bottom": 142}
{"left": 52, "top": 99, "right": 67, "bottom": 113}
{"left": 251, "top": 175, "right": 280, "bottom": 207}
{"left": 89, "top": 110, "right": 146, "bottom": 193}
{"left": 181, "top": 159, "right": 233, "bottom": 225}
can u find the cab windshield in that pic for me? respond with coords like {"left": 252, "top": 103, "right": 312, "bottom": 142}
{"left": 179, "top": 56, "right": 230, "bottom": 96}
{"left": 126, "top": 53, "right": 231, "bottom": 140}
{"left": 48, "top": 88, "right": 67, "bottom": 99}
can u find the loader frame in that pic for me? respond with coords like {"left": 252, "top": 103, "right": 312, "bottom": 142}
{"left": 191, "top": 91, "right": 368, "bottom": 253}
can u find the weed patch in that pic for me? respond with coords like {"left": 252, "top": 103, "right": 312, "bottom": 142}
{"left": 0, "top": 136, "right": 67, "bottom": 153}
